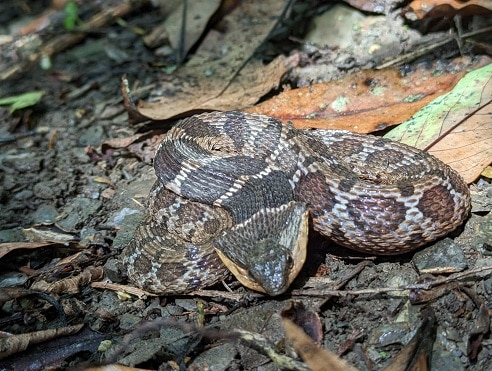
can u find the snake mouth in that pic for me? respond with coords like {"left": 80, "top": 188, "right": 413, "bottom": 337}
{"left": 214, "top": 202, "right": 309, "bottom": 296}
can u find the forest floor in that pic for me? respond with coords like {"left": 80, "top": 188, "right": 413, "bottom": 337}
{"left": 0, "top": 1, "right": 491, "bottom": 370}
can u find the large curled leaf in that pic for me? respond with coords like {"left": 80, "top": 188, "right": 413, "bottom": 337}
{"left": 385, "top": 63, "right": 492, "bottom": 182}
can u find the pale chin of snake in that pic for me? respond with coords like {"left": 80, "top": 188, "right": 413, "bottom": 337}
{"left": 123, "top": 111, "right": 472, "bottom": 296}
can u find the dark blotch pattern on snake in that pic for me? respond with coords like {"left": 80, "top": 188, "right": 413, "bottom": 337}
{"left": 123, "top": 111, "right": 471, "bottom": 295}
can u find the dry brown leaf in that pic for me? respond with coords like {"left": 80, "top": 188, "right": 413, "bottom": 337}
{"left": 0, "top": 324, "right": 84, "bottom": 360}
{"left": 56, "top": 251, "right": 85, "bottom": 267}
{"left": 136, "top": 0, "right": 294, "bottom": 121}
{"left": 196, "top": 55, "right": 298, "bottom": 111}
{"left": 281, "top": 301, "right": 323, "bottom": 343}
{"left": 467, "top": 311, "right": 487, "bottom": 361}
{"left": 30, "top": 267, "right": 104, "bottom": 295}
{"left": 0, "top": 241, "right": 56, "bottom": 259}
{"left": 101, "top": 129, "right": 166, "bottom": 163}
{"left": 382, "top": 307, "right": 437, "bottom": 371}
{"left": 405, "top": 0, "right": 492, "bottom": 20}
{"left": 428, "top": 100, "right": 492, "bottom": 183}
{"left": 282, "top": 318, "right": 357, "bottom": 371}
{"left": 102, "top": 132, "right": 156, "bottom": 150}
{"left": 384, "top": 62, "right": 492, "bottom": 183}
{"left": 467, "top": 299, "right": 490, "bottom": 361}
{"left": 144, "top": 0, "right": 221, "bottom": 53}
{"left": 246, "top": 67, "right": 464, "bottom": 133}
{"left": 137, "top": 54, "right": 294, "bottom": 121}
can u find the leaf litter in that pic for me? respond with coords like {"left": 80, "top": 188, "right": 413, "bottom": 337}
{"left": 0, "top": 1, "right": 491, "bottom": 370}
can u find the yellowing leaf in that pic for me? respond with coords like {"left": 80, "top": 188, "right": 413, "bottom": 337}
{"left": 385, "top": 63, "right": 492, "bottom": 182}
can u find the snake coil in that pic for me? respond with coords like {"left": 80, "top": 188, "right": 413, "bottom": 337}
{"left": 123, "top": 111, "right": 471, "bottom": 295}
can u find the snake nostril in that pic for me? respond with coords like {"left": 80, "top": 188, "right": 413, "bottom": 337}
{"left": 287, "top": 255, "right": 294, "bottom": 269}
{"left": 246, "top": 269, "right": 256, "bottom": 281}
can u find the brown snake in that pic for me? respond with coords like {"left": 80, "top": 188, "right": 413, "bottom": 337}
{"left": 123, "top": 111, "right": 471, "bottom": 295}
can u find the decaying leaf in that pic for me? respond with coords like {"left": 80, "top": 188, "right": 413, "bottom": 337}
{"left": 382, "top": 307, "right": 437, "bottom": 371}
{"left": 404, "top": 0, "right": 492, "bottom": 21}
{"left": 0, "top": 241, "right": 56, "bottom": 259}
{"left": 100, "top": 124, "right": 166, "bottom": 164}
{"left": 101, "top": 132, "right": 158, "bottom": 151}
{"left": 144, "top": 0, "right": 221, "bottom": 58}
{"left": 409, "top": 278, "right": 456, "bottom": 304}
{"left": 468, "top": 302, "right": 490, "bottom": 361}
{"left": 282, "top": 318, "right": 357, "bottom": 371}
{"left": 135, "top": 0, "right": 295, "bottom": 121}
{"left": 0, "top": 324, "right": 84, "bottom": 360}
{"left": 247, "top": 65, "right": 465, "bottom": 132}
{"left": 402, "top": 0, "right": 492, "bottom": 33}
{"left": 0, "top": 326, "right": 107, "bottom": 370}
{"left": 385, "top": 62, "right": 492, "bottom": 183}
{"left": 0, "top": 288, "right": 64, "bottom": 320}
{"left": 30, "top": 267, "right": 104, "bottom": 294}
{"left": 460, "top": 286, "right": 491, "bottom": 362}
{"left": 281, "top": 301, "right": 323, "bottom": 344}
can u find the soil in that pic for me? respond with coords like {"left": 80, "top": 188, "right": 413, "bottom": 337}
{"left": 0, "top": 1, "right": 491, "bottom": 370}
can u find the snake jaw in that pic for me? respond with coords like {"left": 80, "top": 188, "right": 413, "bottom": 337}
{"left": 214, "top": 202, "right": 309, "bottom": 296}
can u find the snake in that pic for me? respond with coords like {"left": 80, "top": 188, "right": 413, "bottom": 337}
{"left": 122, "top": 111, "right": 471, "bottom": 296}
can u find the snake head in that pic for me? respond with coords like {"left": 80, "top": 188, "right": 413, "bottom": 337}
{"left": 239, "top": 240, "right": 299, "bottom": 295}
{"left": 214, "top": 201, "right": 309, "bottom": 296}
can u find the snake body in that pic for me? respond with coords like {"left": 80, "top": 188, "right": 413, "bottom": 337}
{"left": 123, "top": 111, "right": 471, "bottom": 295}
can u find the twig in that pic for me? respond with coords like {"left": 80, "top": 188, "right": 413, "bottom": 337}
{"left": 1, "top": 0, "right": 150, "bottom": 80}
{"left": 292, "top": 265, "right": 492, "bottom": 298}
{"left": 377, "top": 26, "right": 492, "bottom": 69}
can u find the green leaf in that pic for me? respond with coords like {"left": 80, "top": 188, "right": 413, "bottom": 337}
{"left": 384, "top": 63, "right": 492, "bottom": 149}
{"left": 64, "top": 1, "right": 79, "bottom": 31}
{"left": 0, "top": 91, "right": 44, "bottom": 113}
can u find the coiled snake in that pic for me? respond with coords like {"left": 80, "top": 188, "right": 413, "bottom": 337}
{"left": 123, "top": 111, "right": 471, "bottom": 295}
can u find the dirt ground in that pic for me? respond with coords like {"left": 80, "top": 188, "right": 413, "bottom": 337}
{"left": 1, "top": 1, "right": 491, "bottom": 370}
